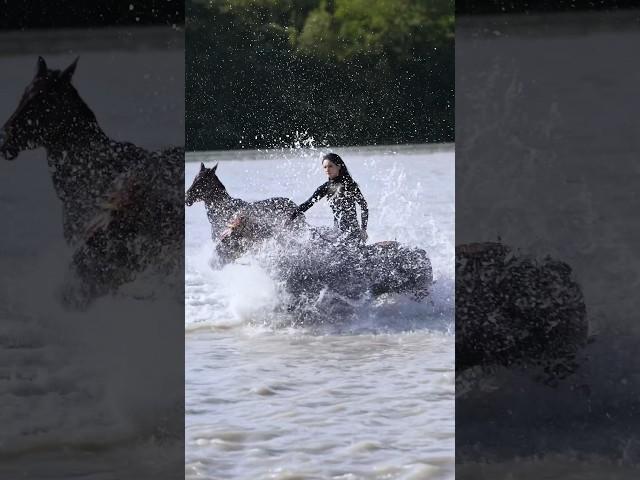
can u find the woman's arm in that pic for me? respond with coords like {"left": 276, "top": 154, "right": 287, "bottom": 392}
{"left": 354, "top": 185, "right": 368, "bottom": 232}
{"left": 295, "top": 182, "right": 329, "bottom": 215}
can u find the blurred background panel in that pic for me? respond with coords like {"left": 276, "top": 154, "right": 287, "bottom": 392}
{"left": 456, "top": 1, "right": 640, "bottom": 478}
{"left": 0, "top": 2, "right": 184, "bottom": 478}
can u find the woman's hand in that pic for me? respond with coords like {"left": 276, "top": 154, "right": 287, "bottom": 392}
{"left": 360, "top": 229, "right": 368, "bottom": 243}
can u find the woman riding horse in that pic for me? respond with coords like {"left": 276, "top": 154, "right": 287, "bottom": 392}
{"left": 291, "top": 153, "right": 369, "bottom": 245}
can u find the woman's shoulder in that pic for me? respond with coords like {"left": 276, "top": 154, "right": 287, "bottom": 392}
{"left": 312, "top": 181, "right": 331, "bottom": 195}
{"left": 343, "top": 176, "right": 361, "bottom": 190}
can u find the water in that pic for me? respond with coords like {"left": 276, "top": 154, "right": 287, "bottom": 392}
{"left": 185, "top": 144, "right": 455, "bottom": 479}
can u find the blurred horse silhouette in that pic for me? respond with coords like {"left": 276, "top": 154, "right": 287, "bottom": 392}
{"left": 0, "top": 57, "right": 183, "bottom": 307}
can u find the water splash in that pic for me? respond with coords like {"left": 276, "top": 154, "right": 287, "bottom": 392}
{"left": 185, "top": 145, "right": 454, "bottom": 334}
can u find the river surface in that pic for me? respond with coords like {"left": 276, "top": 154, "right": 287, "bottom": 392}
{"left": 185, "top": 144, "right": 455, "bottom": 479}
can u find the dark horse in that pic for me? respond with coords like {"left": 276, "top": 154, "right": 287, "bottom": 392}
{"left": 0, "top": 57, "right": 183, "bottom": 307}
{"left": 456, "top": 242, "right": 589, "bottom": 382}
{"left": 185, "top": 162, "right": 300, "bottom": 252}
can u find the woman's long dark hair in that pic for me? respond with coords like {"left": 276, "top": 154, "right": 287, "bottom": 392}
{"left": 322, "top": 153, "right": 358, "bottom": 187}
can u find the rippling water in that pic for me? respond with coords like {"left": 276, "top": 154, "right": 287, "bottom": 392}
{"left": 185, "top": 144, "right": 455, "bottom": 479}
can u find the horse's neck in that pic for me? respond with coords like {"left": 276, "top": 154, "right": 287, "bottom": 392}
{"left": 46, "top": 121, "right": 111, "bottom": 164}
{"left": 45, "top": 123, "right": 130, "bottom": 214}
{"left": 205, "top": 194, "right": 245, "bottom": 213}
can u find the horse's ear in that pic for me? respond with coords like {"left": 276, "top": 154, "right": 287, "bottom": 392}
{"left": 36, "top": 56, "right": 47, "bottom": 78}
{"left": 61, "top": 57, "right": 79, "bottom": 82}
{"left": 200, "top": 162, "right": 205, "bottom": 171}
{"left": 212, "top": 163, "right": 218, "bottom": 172}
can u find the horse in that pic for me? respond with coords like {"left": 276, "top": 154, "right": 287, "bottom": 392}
{"left": 0, "top": 57, "right": 183, "bottom": 307}
{"left": 456, "top": 242, "right": 589, "bottom": 383}
{"left": 185, "top": 162, "right": 301, "bottom": 246}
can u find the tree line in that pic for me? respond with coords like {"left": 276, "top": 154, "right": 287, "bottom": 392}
{"left": 186, "top": 0, "right": 454, "bottom": 150}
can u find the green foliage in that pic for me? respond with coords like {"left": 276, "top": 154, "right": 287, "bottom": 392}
{"left": 186, "top": 0, "right": 453, "bottom": 150}
{"left": 297, "top": 4, "right": 337, "bottom": 57}
{"left": 299, "top": 0, "right": 454, "bottom": 61}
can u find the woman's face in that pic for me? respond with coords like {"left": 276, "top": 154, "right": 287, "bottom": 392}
{"left": 323, "top": 159, "right": 340, "bottom": 179}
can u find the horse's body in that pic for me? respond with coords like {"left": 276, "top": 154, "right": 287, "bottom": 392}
{"left": 215, "top": 197, "right": 307, "bottom": 264}
{"left": 456, "top": 242, "right": 588, "bottom": 381}
{"left": 48, "top": 137, "right": 148, "bottom": 244}
{"left": 0, "top": 57, "right": 183, "bottom": 307}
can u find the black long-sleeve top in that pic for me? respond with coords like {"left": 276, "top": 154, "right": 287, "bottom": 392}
{"left": 296, "top": 176, "right": 368, "bottom": 234}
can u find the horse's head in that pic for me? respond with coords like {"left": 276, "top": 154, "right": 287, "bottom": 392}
{"left": 185, "top": 162, "right": 227, "bottom": 206}
{"left": 0, "top": 56, "right": 92, "bottom": 161}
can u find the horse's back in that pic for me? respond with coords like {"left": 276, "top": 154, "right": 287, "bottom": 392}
{"left": 243, "top": 197, "right": 298, "bottom": 226}
{"left": 250, "top": 197, "right": 297, "bottom": 213}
